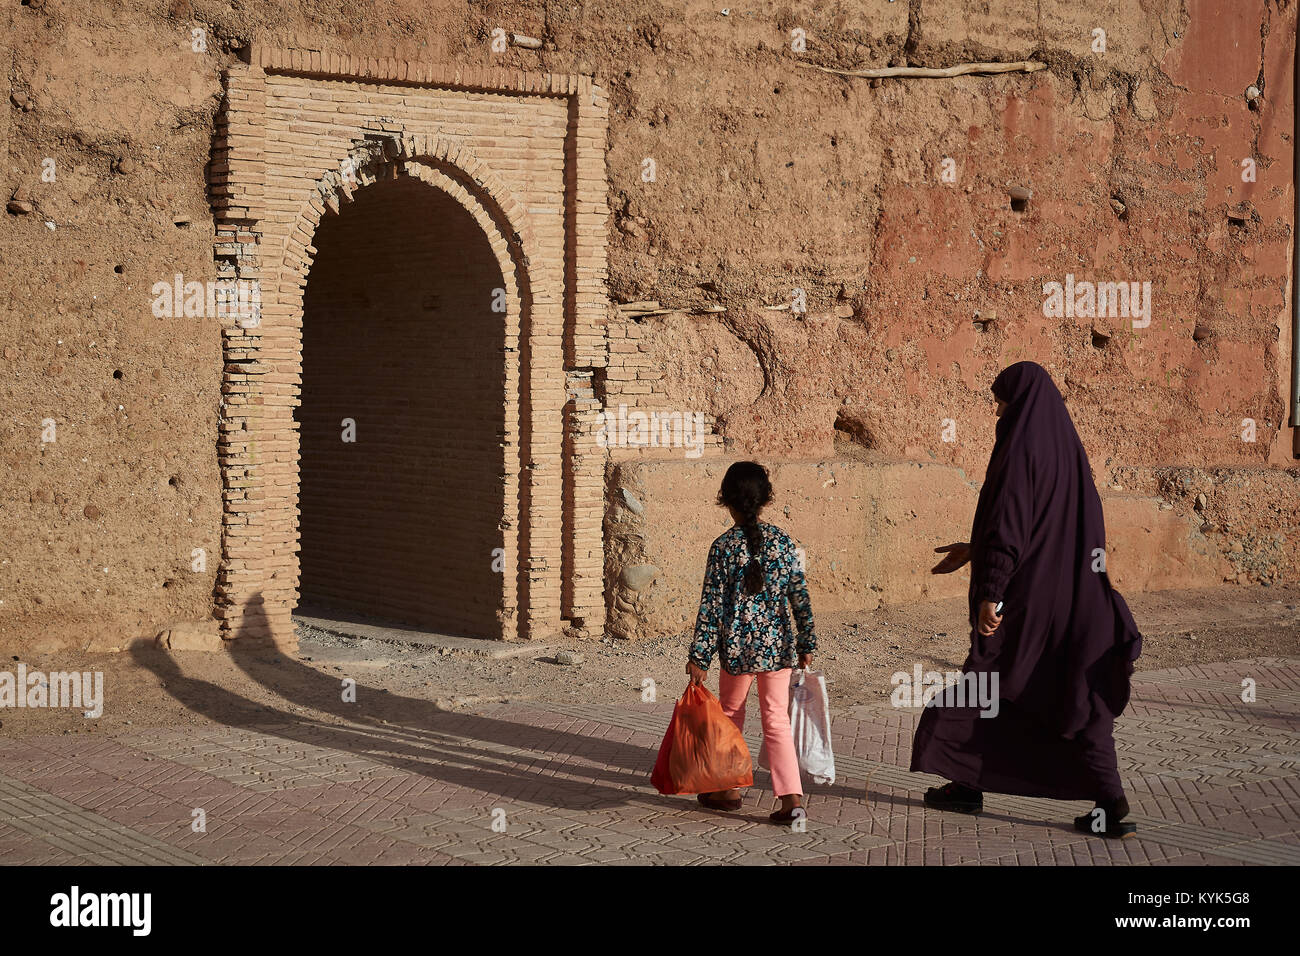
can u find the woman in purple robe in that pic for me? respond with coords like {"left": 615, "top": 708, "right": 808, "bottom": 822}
{"left": 912, "top": 361, "right": 1143, "bottom": 838}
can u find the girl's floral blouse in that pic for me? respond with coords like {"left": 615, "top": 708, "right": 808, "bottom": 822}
{"left": 689, "top": 522, "right": 817, "bottom": 675}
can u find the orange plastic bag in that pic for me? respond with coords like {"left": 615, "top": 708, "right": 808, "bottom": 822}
{"left": 651, "top": 684, "right": 754, "bottom": 795}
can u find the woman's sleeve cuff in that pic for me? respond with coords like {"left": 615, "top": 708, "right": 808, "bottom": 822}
{"left": 972, "top": 573, "right": 1008, "bottom": 606}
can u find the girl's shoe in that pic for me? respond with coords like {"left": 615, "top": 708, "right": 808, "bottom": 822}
{"left": 923, "top": 781, "right": 983, "bottom": 814}
{"left": 769, "top": 805, "right": 807, "bottom": 825}
{"left": 697, "top": 792, "right": 742, "bottom": 811}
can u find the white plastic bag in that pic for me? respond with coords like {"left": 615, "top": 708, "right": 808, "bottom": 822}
{"left": 758, "top": 669, "right": 836, "bottom": 785}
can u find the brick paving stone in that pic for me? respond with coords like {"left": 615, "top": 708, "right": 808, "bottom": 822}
{"left": 0, "top": 655, "right": 1296, "bottom": 865}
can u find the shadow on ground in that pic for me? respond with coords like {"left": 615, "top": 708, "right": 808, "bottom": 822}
{"left": 129, "top": 594, "right": 1096, "bottom": 833}
{"left": 130, "top": 593, "right": 678, "bottom": 813}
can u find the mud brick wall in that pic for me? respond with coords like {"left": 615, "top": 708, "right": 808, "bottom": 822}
{"left": 0, "top": 0, "right": 1295, "bottom": 652}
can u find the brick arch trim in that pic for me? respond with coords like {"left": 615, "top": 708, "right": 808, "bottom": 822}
{"left": 299, "top": 133, "right": 540, "bottom": 279}
{"left": 281, "top": 143, "right": 536, "bottom": 333}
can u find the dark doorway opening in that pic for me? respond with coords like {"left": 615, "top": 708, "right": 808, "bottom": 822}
{"left": 297, "top": 177, "right": 508, "bottom": 639}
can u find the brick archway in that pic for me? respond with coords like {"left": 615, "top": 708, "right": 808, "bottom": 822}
{"left": 211, "top": 50, "right": 610, "bottom": 650}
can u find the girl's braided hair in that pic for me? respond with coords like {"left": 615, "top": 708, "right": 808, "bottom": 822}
{"left": 717, "top": 461, "right": 773, "bottom": 596}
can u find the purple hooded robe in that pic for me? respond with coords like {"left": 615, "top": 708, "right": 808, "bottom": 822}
{"left": 909, "top": 362, "right": 1143, "bottom": 800}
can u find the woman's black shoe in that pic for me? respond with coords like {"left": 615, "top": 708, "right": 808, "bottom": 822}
{"left": 1074, "top": 797, "right": 1137, "bottom": 838}
{"left": 923, "top": 781, "right": 983, "bottom": 814}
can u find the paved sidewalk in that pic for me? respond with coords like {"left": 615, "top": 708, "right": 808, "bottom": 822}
{"left": 1, "top": 658, "right": 1297, "bottom": 865}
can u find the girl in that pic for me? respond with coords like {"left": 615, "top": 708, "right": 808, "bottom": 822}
{"left": 915, "top": 362, "right": 1143, "bottom": 838}
{"left": 686, "top": 461, "right": 817, "bottom": 823}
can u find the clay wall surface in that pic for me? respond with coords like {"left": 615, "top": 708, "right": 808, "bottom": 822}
{"left": 1, "top": 0, "right": 1295, "bottom": 649}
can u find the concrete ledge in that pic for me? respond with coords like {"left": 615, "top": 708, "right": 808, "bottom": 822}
{"left": 605, "top": 457, "right": 1239, "bottom": 640}
{"left": 156, "top": 620, "right": 224, "bottom": 652}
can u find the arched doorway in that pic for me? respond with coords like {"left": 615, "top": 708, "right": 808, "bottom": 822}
{"left": 212, "top": 65, "right": 612, "bottom": 650}
{"left": 296, "top": 175, "right": 508, "bottom": 639}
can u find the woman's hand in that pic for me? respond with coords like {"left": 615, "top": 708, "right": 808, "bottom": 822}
{"left": 686, "top": 661, "right": 707, "bottom": 686}
{"left": 931, "top": 542, "right": 972, "bottom": 574}
{"left": 977, "top": 600, "right": 1003, "bottom": 636}
{"left": 798, "top": 653, "right": 813, "bottom": 670}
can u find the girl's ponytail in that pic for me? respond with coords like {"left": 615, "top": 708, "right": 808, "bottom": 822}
{"left": 741, "top": 519, "right": 764, "bottom": 596}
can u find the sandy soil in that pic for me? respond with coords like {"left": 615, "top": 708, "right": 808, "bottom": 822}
{"left": 2, "top": 584, "right": 1296, "bottom": 738}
